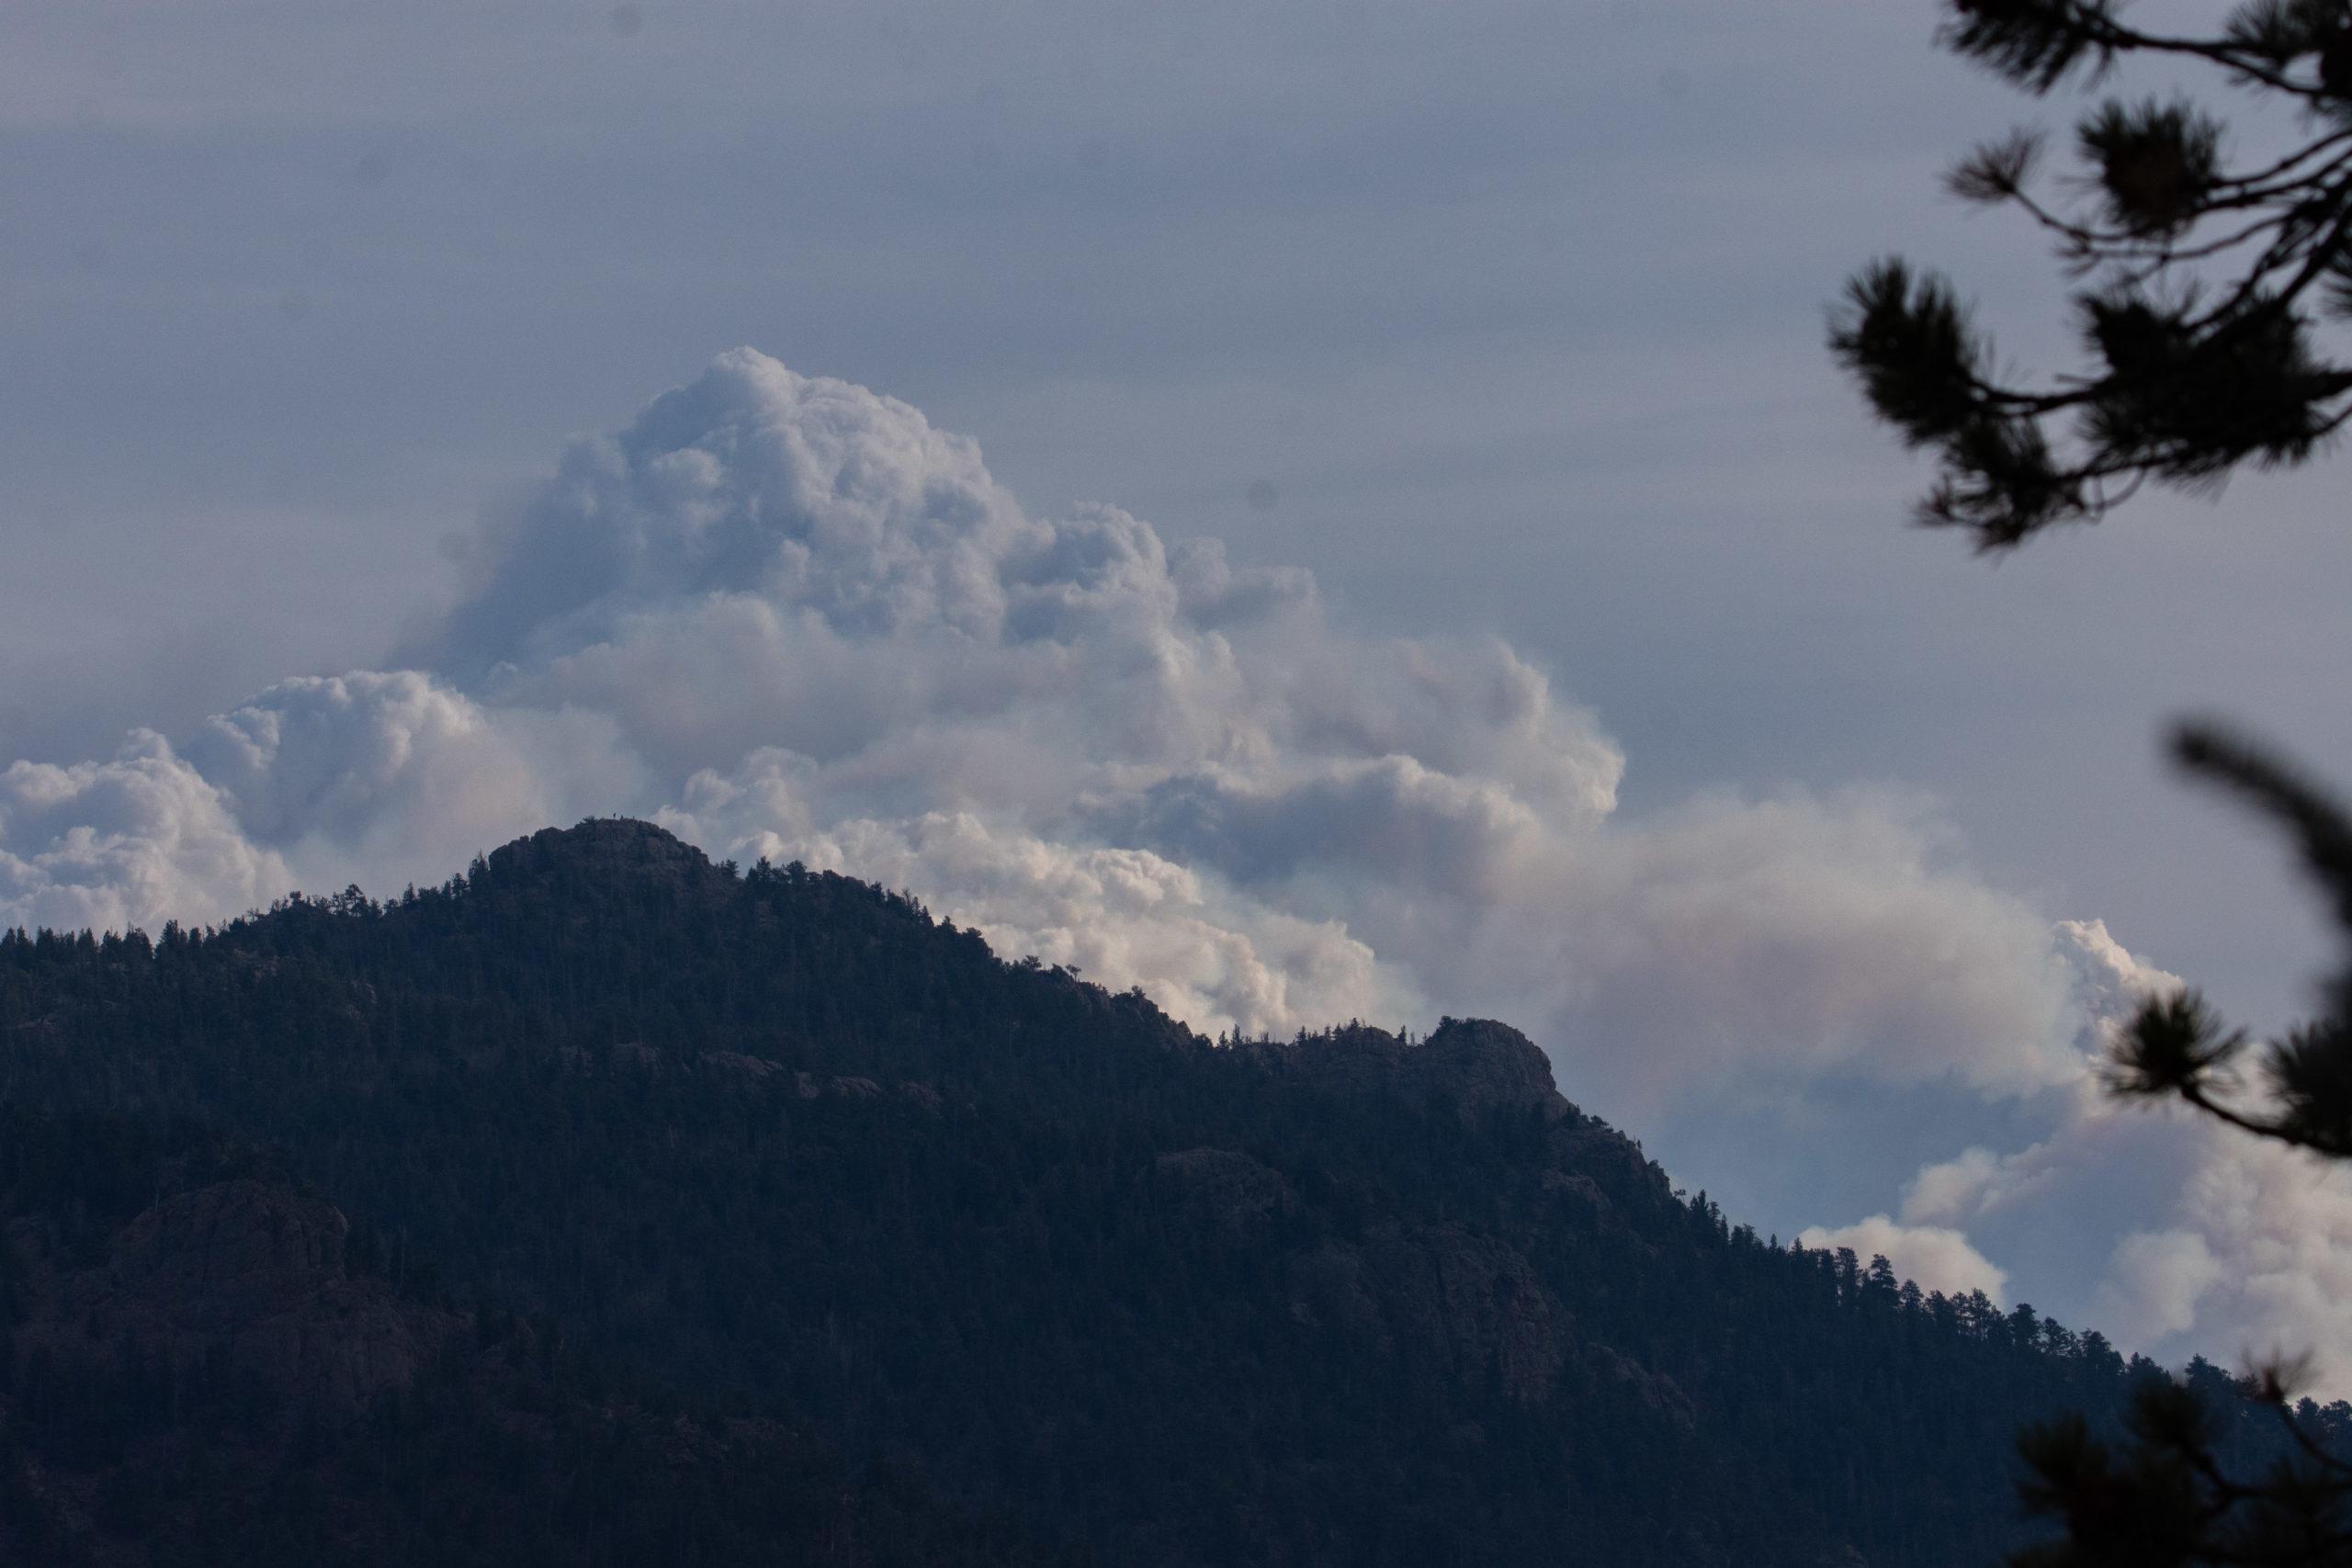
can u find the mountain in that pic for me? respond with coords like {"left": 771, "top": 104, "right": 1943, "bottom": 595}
{"left": 0, "top": 818, "right": 2336, "bottom": 1564}
{"left": 0, "top": 1108, "right": 1057, "bottom": 1567}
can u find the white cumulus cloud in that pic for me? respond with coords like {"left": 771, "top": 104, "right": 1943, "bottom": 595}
{"left": 1797, "top": 1214, "right": 2011, "bottom": 1303}
{"left": 0, "top": 348, "right": 2154, "bottom": 1083}
{"left": 1802, "top": 918, "right": 2352, "bottom": 1387}
{"left": 0, "top": 733, "right": 289, "bottom": 936}
{"left": 12, "top": 347, "right": 2343, "bottom": 1379}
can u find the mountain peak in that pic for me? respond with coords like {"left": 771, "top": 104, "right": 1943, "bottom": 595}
{"left": 514, "top": 815, "right": 699, "bottom": 855}
{"left": 1419, "top": 1016, "right": 1572, "bottom": 1122}
{"left": 483, "top": 817, "right": 728, "bottom": 893}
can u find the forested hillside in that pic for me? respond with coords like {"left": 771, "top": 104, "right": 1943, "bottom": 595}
{"left": 0, "top": 1108, "right": 1058, "bottom": 1567}
{"left": 0, "top": 819, "right": 2336, "bottom": 1564}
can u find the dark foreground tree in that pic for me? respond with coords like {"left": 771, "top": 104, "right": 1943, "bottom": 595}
{"left": 1833, "top": 0, "right": 2352, "bottom": 550}
{"left": 1995, "top": 732, "right": 2352, "bottom": 1565}
{"left": 1835, "top": 3, "right": 2352, "bottom": 1562}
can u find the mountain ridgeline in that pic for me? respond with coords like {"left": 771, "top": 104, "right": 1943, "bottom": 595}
{"left": 0, "top": 819, "right": 2334, "bottom": 1564}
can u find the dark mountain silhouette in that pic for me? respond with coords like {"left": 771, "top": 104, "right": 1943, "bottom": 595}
{"left": 0, "top": 818, "right": 2338, "bottom": 1565}
{"left": 0, "top": 1107, "right": 1055, "bottom": 1567}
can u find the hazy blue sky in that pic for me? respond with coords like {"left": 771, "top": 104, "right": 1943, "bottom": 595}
{"left": 7, "top": 2, "right": 2351, "bottom": 1377}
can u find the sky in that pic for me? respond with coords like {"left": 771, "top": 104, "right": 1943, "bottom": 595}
{"left": 6, "top": 1, "right": 2352, "bottom": 1383}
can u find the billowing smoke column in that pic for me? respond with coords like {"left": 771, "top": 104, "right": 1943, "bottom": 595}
{"left": 6, "top": 348, "right": 2348, "bottom": 1382}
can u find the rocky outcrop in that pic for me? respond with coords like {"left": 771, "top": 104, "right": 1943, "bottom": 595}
{"left": 1408, "top": 1018, "right": 1572, "bottom": 1124}
{"left": 1155, "top": 1148, "right": 1297, "bottom": 1243}
{"left": 1284, "top": 1222, "right": 1568, "bottom": 1404}
{"left": 486, "top": 818, "right": 736, "bottom": 903}
{"left": 1279, "top": 1217, "right": 1694, "bottom": 1416}
{"left": 569, "top": 1043, "right": 952, "bottom": 1111}
{"left": 9, "top": 1179, "right": 457, "bottom": 1430}
{"left": 1579, "top": 1340, "right": 1697, "bottom": 1432}
{"left": 1240, "top": 1018, "right": 1570, "bottom": 1128}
